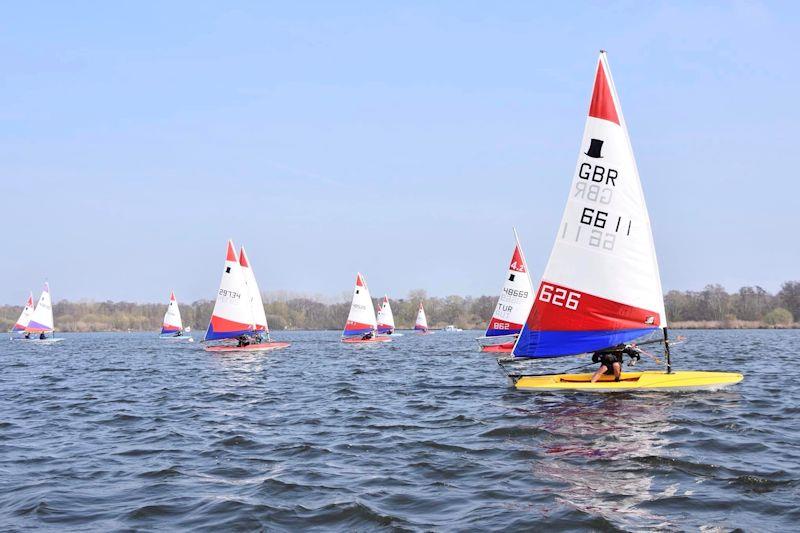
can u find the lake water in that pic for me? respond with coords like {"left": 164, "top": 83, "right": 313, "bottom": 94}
{"left": 1, "top": 330, "right": 798, "bottom": 531}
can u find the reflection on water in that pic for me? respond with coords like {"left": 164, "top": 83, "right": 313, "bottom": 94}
{"left": 525, "top": 395, "right": 674, "bottom": 528}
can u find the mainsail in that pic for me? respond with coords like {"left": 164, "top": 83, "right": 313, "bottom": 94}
{"left": 343, "top": 273, "right": 377, "bottom": 337}
{"left": 239, "top": 246, "right": 270, "bottom": 333}
{"left": 204, "top": 240, "right": 256, "bottom": 341}
{"left": 11, "top": 292, "right": 35, "bottom": 332}
{"left": 161, "top": 291, "right": 183, "bottom": 335}
{"left": 514, "top": 51, "right": 666, "bottom": 359}
{"left": 414, "top": 302, "right": 429, "bottom": 332}
{"left": 484, "top": 230, "right": 534, "bottom": 338}
{"left": 26, "top": 283, "right": 55, "bottom": 333}
{"left": 376, "top": 295, "right": 395, "bottom": 334}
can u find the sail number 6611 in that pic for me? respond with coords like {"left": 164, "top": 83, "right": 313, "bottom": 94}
{"left": 539, "top": 284, "right": 581, "bottom": 310}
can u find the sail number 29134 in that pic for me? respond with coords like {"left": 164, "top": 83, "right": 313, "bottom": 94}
{"left": 539, "top": 284, "right": 581, "bottom": 310}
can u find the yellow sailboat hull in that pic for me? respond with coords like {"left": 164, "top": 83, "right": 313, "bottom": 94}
{"left": 513, "top": 370, "right": 743, "bottom": 392}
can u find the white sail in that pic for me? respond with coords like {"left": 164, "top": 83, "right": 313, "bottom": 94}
{"left": 514, "top": 51, "right": 666, "bottom": 358}
{"left": 484, "top": 230, "right": 534, "bottom": 337}
{"left": 204, "top": 240, "right": 256, "bottom": 341}
{"left": 239, "top": 246, "right": 270, "bottom": 333}
{"left": 343, "top": 273, "right": 377, "bottom": 336}
{"left": 11, "top": 292, "right": 35, "bottom": 332}
{"left": 161, "top": 291, "right": 183, "bottom": 334}
{"left": 414, "top": 302, "right": 429, "bottom": 332}
{"left": 377, "top": 295, "right": 395, "bottom": 333}
{"left": 26, "top": 282, "right": 54, "bottom": 332}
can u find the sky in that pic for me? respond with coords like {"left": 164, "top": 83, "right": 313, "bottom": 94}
{"left": 1, "top": 1, "right": 798, "bottom": 304}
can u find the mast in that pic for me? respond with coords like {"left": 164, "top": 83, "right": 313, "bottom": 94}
{"left": 663, "top": 327, "right": 672, "bottom": 373}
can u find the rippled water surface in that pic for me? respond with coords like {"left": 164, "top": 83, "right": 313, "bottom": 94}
{"left": 1, "top": 330, "right": 798, "bottom": 531}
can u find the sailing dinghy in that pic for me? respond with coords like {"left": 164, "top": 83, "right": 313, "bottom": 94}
{"left": 504, "top": 52, "right": 742, "bottom": 392}
{"left": 342, "top": 273, "right": 390, "bottom": 343}
{"left": 160, "top": 291, "right": 193, "bottom": 341}
{"left": 377, "top": 295, "right": 401, "bottom": 336}
{"left": 413, "top": 302, "right": 433, "bottom": 334}
{"left": 23, "top": 282, "right": 64, "bottom": 343}
{"left": 9, "top": 292, "right": 35, "bottom": 338}
{"left": 476, "top": 229, "right": 534, "bottom": 353}
{"left": 203, "top": 241, "right": 290, "bottom": 352}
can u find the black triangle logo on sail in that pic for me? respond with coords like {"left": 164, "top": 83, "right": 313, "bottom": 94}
{"left": 585, "top": 138, "right": 604, "bottom": 158}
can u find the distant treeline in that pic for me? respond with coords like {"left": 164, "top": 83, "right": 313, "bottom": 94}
{"left": 1, "top": 283, "right": 797, "bottom": 332}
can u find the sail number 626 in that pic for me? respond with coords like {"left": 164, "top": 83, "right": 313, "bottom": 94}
{"left": 539, "top": 284, "right": 580, "bottom": 310}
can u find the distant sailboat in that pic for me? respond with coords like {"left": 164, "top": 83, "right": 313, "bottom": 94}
{"left": 342, "top": 273, "right": 390, "bottom": 343}
{"left": 504, "top": 51, "right": 742, "bottom": 391}
{"left": 9, "top": 292, "right": 34, "bottom": 336}
{"left": 476, "top": 229, "right": 534, "bottom": 353}
{"left": 414, "top": 302, "right": 432, "bottom": 334}
{"left": 203, "top": 240, "right": 290, "bottom": 352}
{"left": 23, "top": 282, "right": 63, "bottom": 343}
{"left": 376, "top": 295, "right": 397, "bottom": 336}
{"left": 160, "top": 291, "right": 193, "bottom": 341}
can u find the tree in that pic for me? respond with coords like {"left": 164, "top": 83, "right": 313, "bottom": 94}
{"left": 778, "top": 281, "right": 800, "bottom": 321}
{"left": 763, "top": 308, "right": 793, "bottom": 326}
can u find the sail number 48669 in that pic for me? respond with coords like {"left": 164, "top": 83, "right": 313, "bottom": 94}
{"left": 539, "top": 284, "right": 580, "bottom": 310}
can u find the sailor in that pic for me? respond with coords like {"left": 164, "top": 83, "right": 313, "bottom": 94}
{"left": 24, "top": 332, "right": 30, "bottom": 339}
{"left": 236, "top": 335, "right": 250, "bottom": 347}
{"left": 39, "top": 332, "right": 46, "bottom": 340}
{"left": 361, "top": 331, "right": 374, "bottom": 341}
{"left": 590, "top": 344, "right": 641, "bottom": 383}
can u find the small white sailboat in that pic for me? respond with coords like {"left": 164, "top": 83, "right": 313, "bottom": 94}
{"left": 9, "top": 292, "right": 34, "bottom": 338}
{"left": 505, "top": 51, "right": 742, "bottom": 391}
{"left": 22, "top": 282, "right": 64, "bottom": 343}
{"left": 377, "top": 295, "right": 400, "bottom": 336}
{"left": 476, "top": 229, "right": 534, "bottom": 353}
{"left": 342, "top": 273, "right": 390, "bottom": 343}
{"left": 413, "top": 302, "right": 433, "bottom": 334}
{"left": 160, "top": 291, "right": 193, "bottom": 341}
{"left": 203, "top": 240, "right": 289, "bottom": 352}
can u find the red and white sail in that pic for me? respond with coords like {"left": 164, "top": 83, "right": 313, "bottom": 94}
{"left": 11, "top": 292, "right": 35, "bottom": 332}
{"left": 376, "top": 295, "right": 395, "bottom": 334}
{"left": 514, "top": 51, "right": 666, "bottom": 358}
{"left": 26, "top": 283, "right": 55, "bottom": 333}
{"left": 414, "top": 302, "right": 429, "bottom": 332}
{"left": 161, "top": 291, "right": 183, "bottom": 334}
{"left": 484, "top": 230, "right": 534, "bottom": 338}
{"left": 239, "top": 246, "right": 269, "bottom": 333}
{"left": 342, "top": 273, "right": 377, "bottom": 337}
{"left": 204, "top": 240, "right": 255, "bottom": 341}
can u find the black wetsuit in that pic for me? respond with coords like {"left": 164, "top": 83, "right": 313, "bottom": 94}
{"left": 592, "top": 345, "right": 640, "bottom": 374}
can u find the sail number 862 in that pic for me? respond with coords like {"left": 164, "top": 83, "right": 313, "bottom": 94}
{"left": 539, "top": 284, "right": 580, "bottom": 310}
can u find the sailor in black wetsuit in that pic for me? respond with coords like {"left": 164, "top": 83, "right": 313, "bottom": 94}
{"left": 590, "top": 344, "right": 642, "bottom": 383}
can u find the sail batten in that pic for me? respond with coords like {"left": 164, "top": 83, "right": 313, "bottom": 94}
{"left": 514, "top": 52, "right": 665, "bottom": 359}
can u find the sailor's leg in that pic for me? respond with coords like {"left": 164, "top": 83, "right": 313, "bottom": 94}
{"left": 591, "top": 365, "right": 608, "bottom": 383}
{"left": 612, "top": 362, "right": 622, "bottom": 381}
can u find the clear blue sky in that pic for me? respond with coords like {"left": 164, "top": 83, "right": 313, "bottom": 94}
{"left": 1, "top": 2, "right": 798, "bottom": 304}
